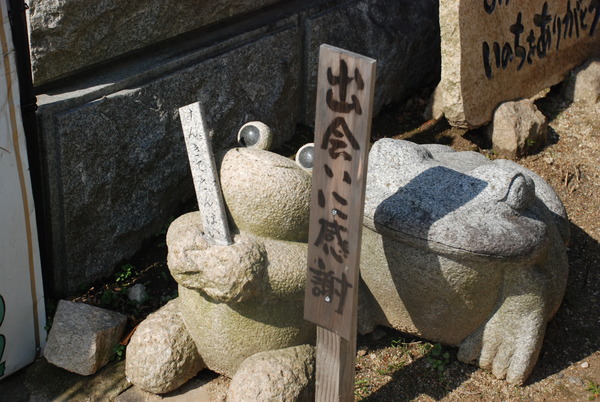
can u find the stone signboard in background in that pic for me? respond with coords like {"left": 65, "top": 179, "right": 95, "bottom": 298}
{"left": 438, "top": 0, "right": 600, "bottom": 128}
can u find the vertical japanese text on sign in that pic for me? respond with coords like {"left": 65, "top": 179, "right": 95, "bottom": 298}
{"left": 304, "top": 45, "right": 376, "bottom": 340}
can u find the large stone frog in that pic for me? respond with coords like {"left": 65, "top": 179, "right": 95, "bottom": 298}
{"left": 126, "top": 134, "right": 569, "bottom": 394}
{"left": 359, "top": 138, "right": 569, "bottom": 385}
{"left": 167, "top": 143, "right": 316, "bottom": 377}
{"left": 126, "top": 125, "right": 317, "bottom": 397}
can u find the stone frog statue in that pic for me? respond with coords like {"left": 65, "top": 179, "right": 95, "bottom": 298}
{"left": 359, "top": 138, "right": 569, "bottom": 385}
{"left": 126, "top": 131, "right": 569, "bottom": 395}
{"left": 126, "top": 123, "right": 317, "bottom": 398}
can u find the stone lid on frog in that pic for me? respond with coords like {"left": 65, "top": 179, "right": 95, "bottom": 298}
{"left": 364, "top": 139, "right": 570, "bottom": 262}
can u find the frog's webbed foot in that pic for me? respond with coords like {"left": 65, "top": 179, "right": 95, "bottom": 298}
{"left": 458, "top": 266, "right": 551, "bottom": 385}
{"left": 227, "top": 345, "right": 315, "bottom": 401}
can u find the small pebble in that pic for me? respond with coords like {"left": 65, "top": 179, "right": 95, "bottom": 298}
{"left": 357, "top": 349, "right": 367, "bottom": 357}
{"left": 581, "top": 362, "right": 589, "bottom": 368}
{"left": 127, "top": 283, "right": 148, "bottom": 303}
{"left": 568, "top": 376, "right": 584, "bottom": 386}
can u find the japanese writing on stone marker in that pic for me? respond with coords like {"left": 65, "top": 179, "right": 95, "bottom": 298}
{"left": 308, "top": 58, "right": 366, "bottom": 315}
{"left": 482, "top": 0, "right": 599, "bottom": 79}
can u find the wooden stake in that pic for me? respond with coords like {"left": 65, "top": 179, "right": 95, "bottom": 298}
{"left": 304, "top": 44, "right": 376, "bottom": 401}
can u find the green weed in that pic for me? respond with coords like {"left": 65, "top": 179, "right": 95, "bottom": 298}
{"left": 115, "top": 264, "right": 136, "bottom": 284}
{"left": 99, "top": 290, "right": 119, "bottom": 309}
{"left": 111, "top": 344, "right": 126, "bottom": 361}
{"left": 425, "top": 343, "right": 451, "bottom": 372}
{"left": 390, "top": 337, "right": 405, "bottom": 349}
{"left": 588, "top": 381, "right": 600, "bottom": 400}
{"left": 377, "top": 361, "right": 405, "bottom": 375}
{"left": 354, "top": 379, "right": 371, "bottom": 397}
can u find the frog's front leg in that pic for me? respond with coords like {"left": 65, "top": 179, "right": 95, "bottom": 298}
{"left": 458, "top": 263, "right": 561, "bottom": 384}
{"left": 167, "top": 211, "right": 268, "bottom": 303}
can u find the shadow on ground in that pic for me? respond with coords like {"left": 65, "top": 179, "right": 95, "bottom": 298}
{"left": 528, "top": 223, "right": 600, "bottom": 383}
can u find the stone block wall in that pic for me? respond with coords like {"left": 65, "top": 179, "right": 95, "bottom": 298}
{"left": 29, "top": 0, "right": 284, "bottom": 86}
{"left": 30, "top": 0, "right": 440, "bottom": 295}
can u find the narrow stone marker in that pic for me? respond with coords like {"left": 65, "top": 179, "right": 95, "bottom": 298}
{"left": 304, "top": 44, "right": 376, "bottom": 401}
{"left": 179, "top": 102, "right": 232, "bottom": 246}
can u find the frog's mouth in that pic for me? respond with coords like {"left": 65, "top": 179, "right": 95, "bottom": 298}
{"left": 364, "top": 165, "right": 549, "bottom": 262}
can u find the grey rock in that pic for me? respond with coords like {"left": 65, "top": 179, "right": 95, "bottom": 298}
{"left": 423, "top": 85, "right": 445, "bottom": 121}
{"left": 127, "top": 284, "right": 148, "bottom": 304}
{"left": 227, "top": 345, "right": 315, "bottom": 402}
{"left": 28, "top": 0, "right": 281, "bottom": 85}
{"left": 360, "top": 139, "right": 569, "bottom": 384}
{"left": 486, "top": 99, "right": 549, "bottom": 159}
{"left": 568, "top": 376, "right": 584, "bottom": 386}
{"left": 44, "top": 300, "right": 127, "bottom": 376}
{"left": 370, "top": 328, "right": 387, "bottom": 341}
{"left": 37, "top": 22, "right": 301, "bottom": 294}
{"left": 125, "top": 299, "right": 205, "bottom": 394}
{"left": 564, "top": 58, "right": 600, "bottom": 104}
{"left": 304, "top": 0, "right": 439, "bottom": 123}
{"left": 115, "top": 377, "right": 215, "bottom": 401}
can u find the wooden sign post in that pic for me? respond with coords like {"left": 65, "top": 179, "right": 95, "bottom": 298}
{"left": 304, "top": 44, "right": 376, "bottom": 401}
{"left": 179, "top": 102, "right": 232, "bottom": 246}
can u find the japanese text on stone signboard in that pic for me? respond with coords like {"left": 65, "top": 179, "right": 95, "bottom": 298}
{"left": 308, "top": 59, "right": 366, "bottom": 315}
{"left": 483, "top": 0, "right": 599, "bottom": 78}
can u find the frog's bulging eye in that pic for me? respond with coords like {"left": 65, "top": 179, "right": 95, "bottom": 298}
{"left": 504, "top": 174, "right": 535, "bottom": 211}
{"left": 238, "top": 121, "right": 273, "bottom": 151}
{"left": 295, "top": 143, "right": 314, "bottom": 171}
